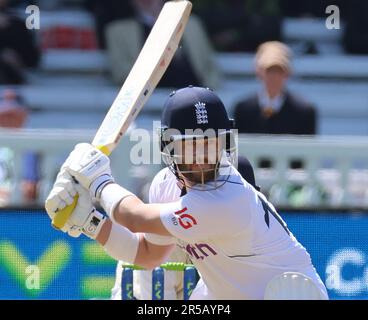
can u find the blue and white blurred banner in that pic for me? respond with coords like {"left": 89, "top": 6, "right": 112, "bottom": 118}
{"left": 285, "top": 212, "right": 368, "bottom": 300}
{"left": 0, "top": 209, "right": 367, "bottom": 299}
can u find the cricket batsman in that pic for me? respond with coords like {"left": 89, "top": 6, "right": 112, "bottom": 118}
{"left": 45, "top": 86, "right": 328, "bottom": 299}
{"left": 110, "top": 155, "right": 259, "bottom": 300}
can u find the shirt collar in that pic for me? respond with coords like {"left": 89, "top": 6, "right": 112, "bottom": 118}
{"left": 258, "top": 88, "right": 286, "bottom": 112}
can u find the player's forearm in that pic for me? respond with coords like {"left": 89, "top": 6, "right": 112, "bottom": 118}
{"left": 95, "top": 218, "right": 172, "bottom": 269}
{"left": 113, "top": 195, "right": 145, "bottom": 231}
{"left": 99, "top": 183, "right": 171, "bottom": 236}
{"left": 96, "top": 218, "right": 112, "bottom": 245}
{"left": 115, "top": 196, "right": 153, "bottom": 232}
{"left": 115, "top": 198, "right": 171, "bottom": 236}
{"left": 96, "top": 218, "right": 140, "bottom": 264}
{"left": 134, "top": 236, "right": 174, "bottom": 270}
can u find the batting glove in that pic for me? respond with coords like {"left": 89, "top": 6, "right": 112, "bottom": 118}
{"left": 44, "top": 169, "right": 81, "bottom": 237}
{"left": 62, "top": 143, "right": 114, "bottom": 200}
{"left": 45, "top": 180, "right": 107, "bottom": 239}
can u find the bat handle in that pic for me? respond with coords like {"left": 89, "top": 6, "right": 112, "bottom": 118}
{"left": 51, "top": 194, "right": 79, "bottom": 229}
{"left": 96, "top": 145, "right": 111, "bottom": 156}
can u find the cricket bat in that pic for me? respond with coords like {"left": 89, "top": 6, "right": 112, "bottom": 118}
{"left": 52, "top": 0, "right": 192, "bottom": 229}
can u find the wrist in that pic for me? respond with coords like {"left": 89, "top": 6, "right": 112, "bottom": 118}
{"left": 99, "top": 183, "right": 134, "bottom": 224}
{"left": 89, "top": 174, "right": 114, "bottom": 200}
{"left": 103, "top": 223, "right": 139, "bottom": 264}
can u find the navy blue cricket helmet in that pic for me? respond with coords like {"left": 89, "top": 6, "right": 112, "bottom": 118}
{"left": 160, "top": 86, "right": 235, "bottom": 154}
{"left": 161, "top": 86, "right": 233, "bottom": 133}
{"left": 159, "top": 86, "right": 237, "bottom": 191}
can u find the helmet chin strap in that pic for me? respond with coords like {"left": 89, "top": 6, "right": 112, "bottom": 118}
{"left": 172, "top": 163, "right": 187, "bottom": 196}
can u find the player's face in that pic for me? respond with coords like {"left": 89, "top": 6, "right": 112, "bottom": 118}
{"left": 175, "top": 137, "right": 221, "bottom": 185}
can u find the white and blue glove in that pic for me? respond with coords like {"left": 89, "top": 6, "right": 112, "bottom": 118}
{"left": 45, "top": 170, "right": 107, "bottom": 239}
{"left": 62, "top": 143, "right": 114, "bottom": 200}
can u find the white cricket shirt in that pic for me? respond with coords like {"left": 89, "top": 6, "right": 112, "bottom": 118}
{"left": 145, "top": 166, "right": 327, "bottom": 299}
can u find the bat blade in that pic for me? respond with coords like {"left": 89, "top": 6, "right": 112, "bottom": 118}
{"left": 92, "top": 0, "right": 192, "bottom": 155}
{"left": 52, "top": 0, "right": 192, "bottom": 229}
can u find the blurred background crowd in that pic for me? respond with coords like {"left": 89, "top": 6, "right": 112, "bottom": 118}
{"left": 0, "top": 0, "right": 368, "bottom": 210}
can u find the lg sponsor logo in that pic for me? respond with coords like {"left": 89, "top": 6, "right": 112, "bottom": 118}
{"left": 172, "top": 207, "right": 197, "bottom": 230}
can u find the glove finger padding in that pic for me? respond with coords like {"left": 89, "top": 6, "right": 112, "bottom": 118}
{"left": 45, "top": 170, "right": 77, "bottom": 217}
{"left": 45, "top": 169, "right": 81, "bottom": 227}
{"left": 45, "top": 186, "right": 75, "bottom": 216}
{"left": 45, "top": 195, "right": 82, "bottom": 238}
{"left": 46, "top": 169, "right": 106, "bottom": 239}
{"left": 55, "top": 187, "right": 75, "bottom": 206}
{"left": 67, "top": 184, "right": 94, "bottom": 227}
{"left": 54, "top": 170, "right": 77, "bottom": 197}
{"left": 45, "top": 188, "right": 65, "bottom": 217}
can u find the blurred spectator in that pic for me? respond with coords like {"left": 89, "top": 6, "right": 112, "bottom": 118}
{"left": 0, "top": 89, "right": 27, "bottom": 127}
{"left": 192, "top": 0, "right": 282, "bottom": 52}
{"left": 84, "top": 0, "right": 134, "bottom": 49}
{"left": 104, "top": 0, "right": 220, "bottom": 89}
{"left": 233, "top": 41, "right": 317, "bottom": 135}
{"left": 342, "top": 0, "right": 368, "bottom": 54}
{"left": 0, "top": 0, "right": 40, "bottom": 84}
{"left": 0, "top": 89, "right": 40, "bottom": 205}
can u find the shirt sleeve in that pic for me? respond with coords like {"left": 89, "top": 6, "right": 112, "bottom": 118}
{"left": 148, "top": 168, "right": 168, "bottom": 203}
{"left": 145, "top": 169, "right": 176, "bottom": 246}
{"left": 144, "top": 233, "right": 176, "bottom": 245}
{"left": 159, "top": 191, "right": 252, "bottom": 242}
